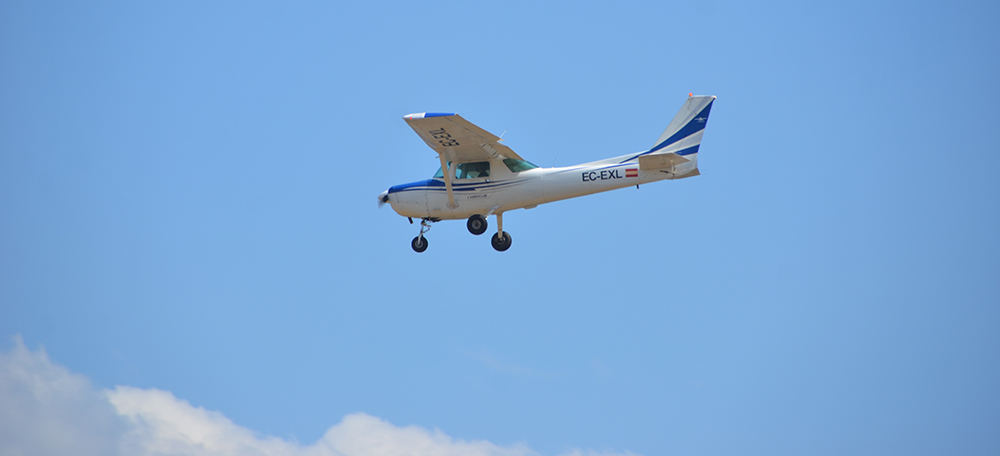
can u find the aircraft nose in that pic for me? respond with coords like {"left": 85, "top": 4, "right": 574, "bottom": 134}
{"left": 377, "top": 190, "right": 389, "bottom": 208}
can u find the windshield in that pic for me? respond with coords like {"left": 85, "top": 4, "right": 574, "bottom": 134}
{"left": 503, "top": 158, "right": 538, "bottom": 172}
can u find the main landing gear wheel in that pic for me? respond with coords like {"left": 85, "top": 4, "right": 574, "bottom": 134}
{"left": 467, "top": 214, "right": 488, "bottom": 235}
{"left": 411, "top": 236, "right": 428, "bottom": 253}
{"left": 491, "top": 232, "right": 512, "bottom": 251}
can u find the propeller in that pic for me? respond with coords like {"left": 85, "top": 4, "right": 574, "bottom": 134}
{"left": 377, "top": 190, "right": 389, "bottom": 209}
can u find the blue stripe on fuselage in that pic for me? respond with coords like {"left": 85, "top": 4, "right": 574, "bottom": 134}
{"left": 388, "top": 179, "right": 441, "bottom": 194}
{"left": 387, "top": 178, "right": 523, "bottom": 194}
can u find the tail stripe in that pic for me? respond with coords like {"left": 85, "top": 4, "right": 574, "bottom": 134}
{"left": 649, "top": 102, "right": 714, "bottom": 154}
{"left": 676, "top": 144, "right": 700, "bottom": 156}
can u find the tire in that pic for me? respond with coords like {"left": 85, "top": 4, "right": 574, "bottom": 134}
{"left": 411, "top": 236, "right": 428, "bottom": 253}
{"left": 467, "top": 214, "right": 488, "bottom": 235}
{"left": 491, "top": 232, "right": 512, "bottom": 251}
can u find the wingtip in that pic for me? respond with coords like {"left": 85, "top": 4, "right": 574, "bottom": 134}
{"left": 403, "top": 112, "right": 456, "bottom": 120}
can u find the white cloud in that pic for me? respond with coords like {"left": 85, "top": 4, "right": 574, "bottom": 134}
{"left": 0, "top": 335, "right": 125, "bottom": 456}
{"left": 0, "top": 336, "right": 640, "bottom": 456}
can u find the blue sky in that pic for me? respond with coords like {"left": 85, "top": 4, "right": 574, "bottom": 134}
{"left": 1, "top": 1, "right": 998, "bottom": 455}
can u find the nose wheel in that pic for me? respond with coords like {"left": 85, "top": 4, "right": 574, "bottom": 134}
{"left": 411, "top": 236, "right": 428, "bottom": 252}
{"left": 411, "top": 219, "right": 433, "bottom": 253}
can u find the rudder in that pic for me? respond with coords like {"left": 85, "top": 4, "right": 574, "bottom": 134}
{"left": 649, "top": 95, "right": 716, "bottom": 156}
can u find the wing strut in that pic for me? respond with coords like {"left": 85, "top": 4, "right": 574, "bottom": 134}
{"left": 438, "top": 155, "right": 458, "bottom": 209}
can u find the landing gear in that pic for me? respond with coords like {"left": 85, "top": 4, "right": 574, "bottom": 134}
{"left": 491, "top": 232, "right": 512, "bottom": 251}
{"left": 411, "top": 218, "right": 433, "bottom": 253}
{"left": 467, "top": 214, "right": 488, "bottom": 235}
{"left": 411, "top": 236, "right": 428, "bottom": 252}
{"left": 404, "top": 215, "right": 512, "bottom": 252}
{"left": 491, "top": 212, "right": 512, "bottom": 251}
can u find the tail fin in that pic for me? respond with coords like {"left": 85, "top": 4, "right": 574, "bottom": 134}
{"left": 650, "top": 95, "right": 715, "bottom": 156}
{"left": 639, "top": 95, "right": 715, "bottom": 178}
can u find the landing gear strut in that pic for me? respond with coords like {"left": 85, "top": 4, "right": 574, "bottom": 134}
{"left": 411, "top": 219, "right": 433, "bottom": 253}
{"left": 467, "top": 214, "right": 488, "bottom": 235}
{"left": 491, "top": 212, "right": 512, "bottom": 251}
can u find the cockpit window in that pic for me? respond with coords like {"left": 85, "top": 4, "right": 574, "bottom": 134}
{"left": 455, "top": 162, "right": 490, "bottom": 179}
{"left": 432, "top": 161, "right": 491, "bottom": 179}
{"left": 503, "top": 158, "right": 538, "bottom": 173}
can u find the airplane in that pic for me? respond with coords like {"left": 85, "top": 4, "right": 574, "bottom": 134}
{"left": 377, "top": 94, "right": 716, "bottom": 252}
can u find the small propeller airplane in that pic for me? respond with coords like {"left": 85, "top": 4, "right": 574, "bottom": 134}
{"left": 378, "top": 94, "right": 716, "bottom": 252}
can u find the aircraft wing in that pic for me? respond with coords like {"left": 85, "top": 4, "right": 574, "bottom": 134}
{"left": 403, "top": 113, "right": 524, "bottom": 163}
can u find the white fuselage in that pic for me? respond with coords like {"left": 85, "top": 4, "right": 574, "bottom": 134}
{"left": 382, "top": 151, "right": 698, "bottom": 220}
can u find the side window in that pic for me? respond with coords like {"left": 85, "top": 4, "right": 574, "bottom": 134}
{"left": 455, "top": 162, "right": 491, "bottom": 179}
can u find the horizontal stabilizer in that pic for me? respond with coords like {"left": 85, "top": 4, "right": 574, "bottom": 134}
{"left": 639, "top": 152, "right": 689, "bottom": 170}
{"left": 673, "top": 168, "right": 700, "bottom": 179}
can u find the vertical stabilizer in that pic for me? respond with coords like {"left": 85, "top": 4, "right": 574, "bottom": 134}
{"left": 649, "top": 95, "right": 715, "bottom": 156}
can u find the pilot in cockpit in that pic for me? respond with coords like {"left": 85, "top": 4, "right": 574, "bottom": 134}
{"left": 458, "top": 162, "right": 490, "bottom": 179}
